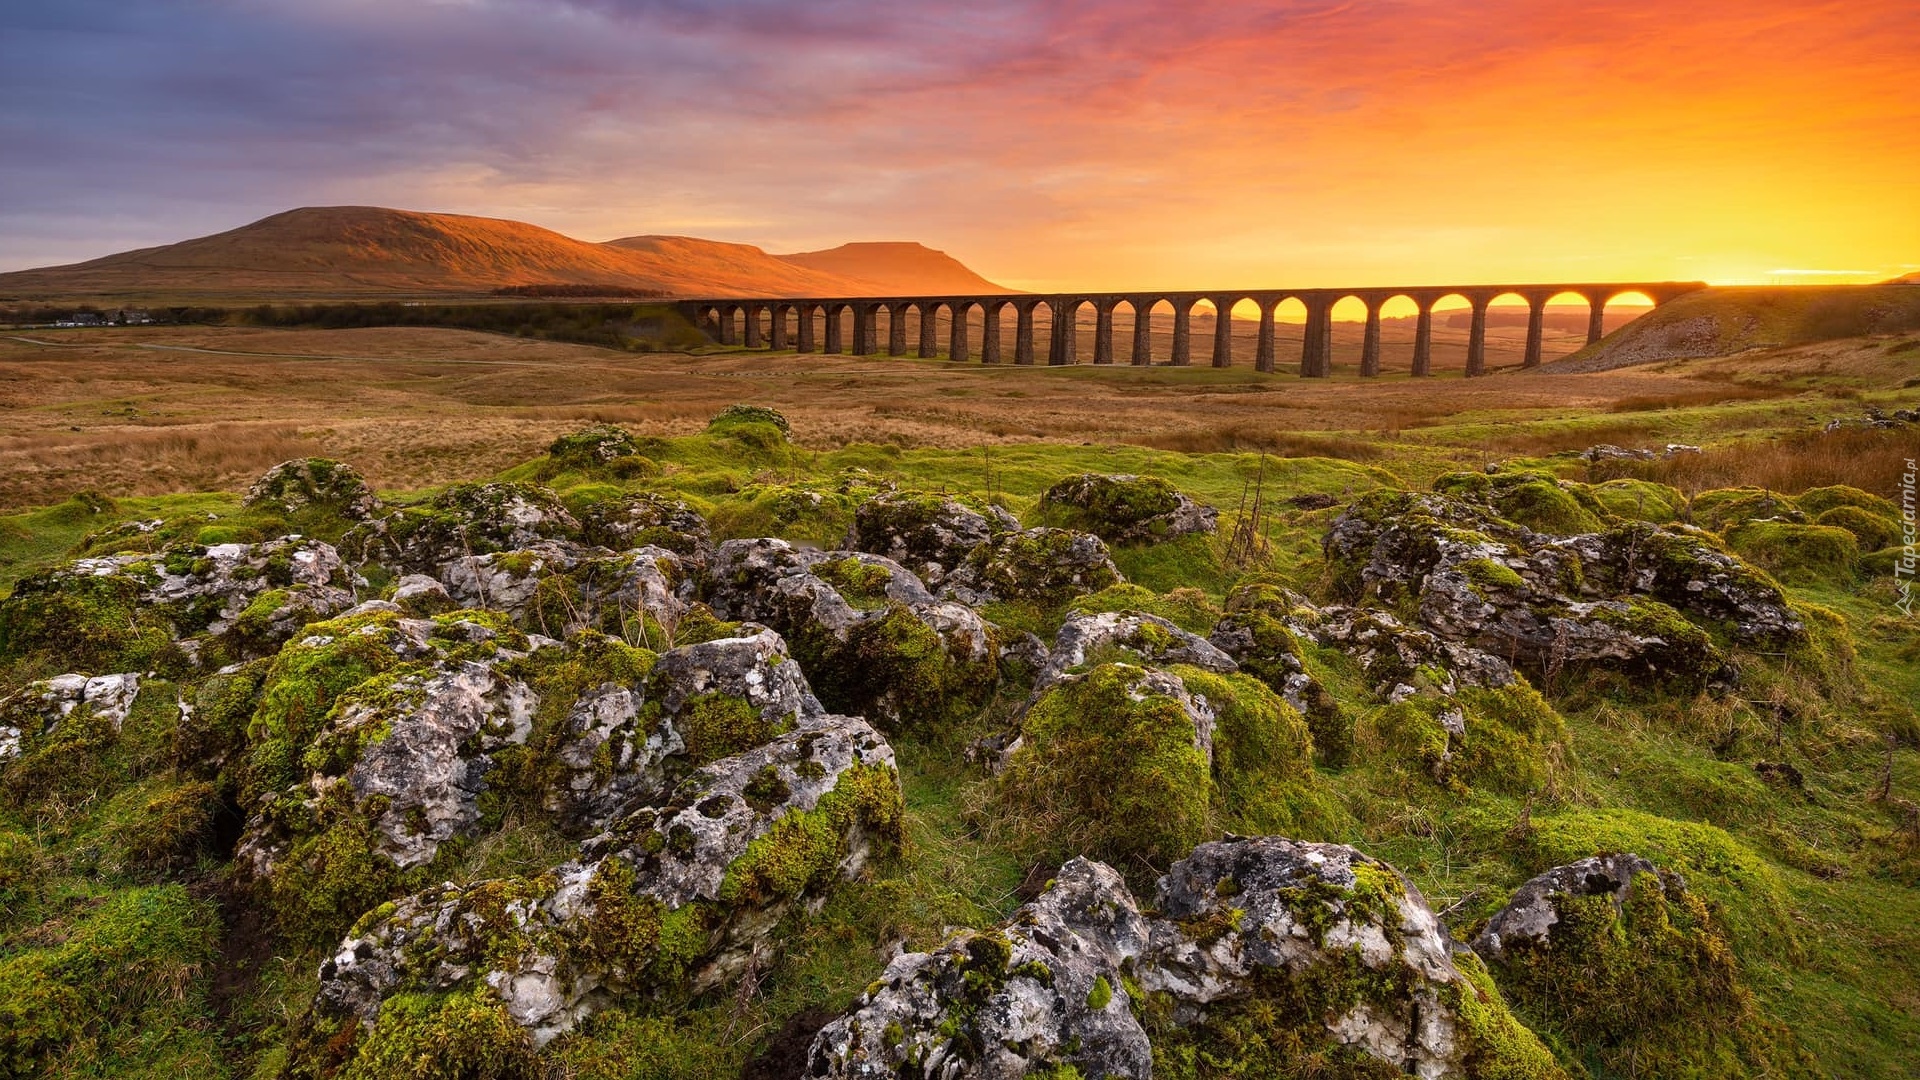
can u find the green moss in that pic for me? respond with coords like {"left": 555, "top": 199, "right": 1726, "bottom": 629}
{"left": 793, "top": 602, "right": 998, "bottom": 735}
{"left": 1589, "top": 478, "right": 1685, "bottom": 524}
{"left": 1459, "top": 557, "right": 1527, "bottom": 593}
{"left": 1489, "top": 475, "right": 1607, "bottom": 536}
{"left": 1815, "top": 505, "right": 1901, "bottom": 552}
{"left": 549, "top": 1008, "right": 739, "bottom": 1080}
{"left": 340, "top": 989, "right": 536, "bottom": 1080}
{"left": 720, "top": 761, "right": 904, "bottom": 907}
{"left": 1169, "top": 666, "right": 1346, "bottom": 838}
{"left": 1034, "top": 473, "right": 1188, "bottom": 542}
{"left": 0, "top": 565, "right": 180, "bottom": 675}
{"left": 0, "top": 885, "right": 220, "bottom": 1079}
{"left": 1358, "top": 685, "right": 1570, "bottom": 797}
{"left": 1795, "top": 484, "right": 1899, "bottom": 520}
{"left": 241, "top": 610, "right": 417, "bottom": 802}
{"left": 1690, "top": 487, "right": 1805, "bottom": 532}
{"left": 1446, "top": 952, "right": 1573, "bottom": 1080}
{"left": 103, "top": 778, "right": 220, "bottom": 880}
{"left": 1086, "top": 974, "right": 1113, "bottom": 1010}
{"left": 542, "top": 424, "right": 650, "bottom": 478}
{"left": 1068, "top": 583, "right": 1221, "bottom": 634}
{"left": 998, "top": 663, "right": 1214, "bottom": 880}
{"left": 1483, "top": 870, "right": 1773, "bottom": 1078}
{"left": 1585, "top": 596, "right": 1724, "bottom": 684}
{"left": 677, "top": 691, "right": 786, "bottom": 765}
{"left": 1725, "top": 521, "right": 1859, "bottom": 586}
{"left": 813, "top": 555, "right": 896, "bottom": 611}
{"left": 261, "top": 789, "right": 410, "bottom": 949}
{"left": 960, "top": 528, "right": 1122, "bottom": 606}
{"left": 1523, "top": 808, "right": 1794, "bottom": 959}
{"left": 705, "top": 404, "right": 792, "bottom": 438}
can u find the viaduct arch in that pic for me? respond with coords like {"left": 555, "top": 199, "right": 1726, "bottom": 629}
{"left": 682, "top": 281, "right": 1703, "bottom": 376}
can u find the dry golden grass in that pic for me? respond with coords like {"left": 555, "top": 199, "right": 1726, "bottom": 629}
{"left": 1601, "top": 427, "right": 1918, "bottom": 498}
{"left": 0, "top": 322, "right": 1912, "bottom": 510}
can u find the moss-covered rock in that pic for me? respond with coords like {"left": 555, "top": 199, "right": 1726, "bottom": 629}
{"left": 998, "top": 663, "right": 1215, "bottom": 877}
{"left": 348, "top": 482, "right": 581, "bottom": 573}
{"left": 808, "top": 841, "right": 1564, "bottom": 1079}
{"left": 1069, "top": 582, "right": 1221, "bottom": 635}
{"left": 844, "top": 489, "right": 1014, "bottom": 588}
{"left": 946, "top": 526, "right": 1123, "bottom": 607}
{"left": 1358, "top": 683, "right": 1571, "bottom": 796}
{"left": 1434, "top": 470, "right": 1608, "bottom": 535}
{"left": 312, "top": 713, "right": 901, "bottom": 1058}
{"left": 0, "top": 536, "right": 356, "bottom": 675}
{"left": 1589, "top": 478, "right": 1686, "bottom": 524}
{"left": 1035, "top": 610, "right": 1238, "bottom": 692}
{"left": 1689, "top": 486, "right": 1806, "bottom": 532}
{"left": 542, "top": 424, "right": 654, "bottom": 480}
{"left": 1725, "top": 520, "right": 1860, "bottom": 586}
{"left": 576, "top": 492, "right": 711, "bottom": 556}
{"left": 1208, "top": 584, "right": 1350, "bottom": 766}
{"left": 1793, "top": 484, "right": 1899, "bottom": 521}
{"left": 1473, "top": 854, "right": 1768, "bottom": 1077}
{"left": 703, "top": 539, "right": 1000, "bottom": 733}
{"left": 1036, "top": 473, "right": 1218, "bottom": 544}
{"left": 706, "top": 404, "right": 791, "bottom": 439}
{"left": 1815, "top": 505, "right": 1902, "bottom": 552}
{"left": 246, "top": 457, "right": 381, "bottom": 523}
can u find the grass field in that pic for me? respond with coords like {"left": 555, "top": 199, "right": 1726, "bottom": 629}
{"left": 1, "top": 312, "right": 1917, "bottom": 1078}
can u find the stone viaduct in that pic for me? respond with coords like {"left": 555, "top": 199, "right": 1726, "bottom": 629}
{"left": 675, "top": 282, "right": 1706, "bottom": 376}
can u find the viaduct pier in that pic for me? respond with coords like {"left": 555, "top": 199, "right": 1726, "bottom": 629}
{"left": 675, "top": 281, "right": 1705, "bottom": 376}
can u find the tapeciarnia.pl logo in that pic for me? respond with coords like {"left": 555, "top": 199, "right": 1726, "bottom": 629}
{"left": 1897, "top": 457, "right": 1917, "bottom": 617}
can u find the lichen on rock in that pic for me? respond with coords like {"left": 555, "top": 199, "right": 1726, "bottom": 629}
{"left": 806, "top": 838, "right": 1563, "bottom": 1079}
{"left": 1037, "top": 473, "right": 1219, "bottom": 545}
{"left": 246, "top": 458, "right": 382, "bottom": 522}
{"left": 311, "top": 712, "right": 902, "bottom": 1055}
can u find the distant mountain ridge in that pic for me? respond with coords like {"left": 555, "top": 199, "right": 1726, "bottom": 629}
{"left": 0, "top": 206, "right": 1008, "bottom": 301}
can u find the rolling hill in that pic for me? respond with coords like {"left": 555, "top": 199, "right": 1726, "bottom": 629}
{"left": 0, "top": 206, "right": 1004, "bottom": 301}
{"left": 774, "top": 241, "right": 1005, "bottom": 294}
{"left": 1543, "top": 284, "right": 1920, "bottom": 372}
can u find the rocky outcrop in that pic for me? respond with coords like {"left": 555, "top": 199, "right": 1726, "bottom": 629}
{"left": 703, "top": 540, "right": 1000, "bottom": 732}
{"left": 235, "top": 615, "right": 546, "bottom": 885}
{"left": 1038, "top": 473, "right": 1218, "bottom": 544}
{"left": 0, "top": 672, "right": 144, "bottom": 761}
{"left": 844, "top": 491, "right": 1017, "bottom": 589}
{"left": 577, "top": 492, "right": 712, "bottom": 557}
{"left": 806, "top": 838, "right": 1562, "bottom": 1079}
{"left": 0, "top": 536, "right": 358, "bottom": 673}
{"left": 943, "top": 527, "right": 1122, "bottom": 607}
{"left": 1034, "top": 610, "right": 1236, "bottom": 694}
{"left": 316, "top": 712, "right": 902, "bottom": 1049}
{"left": 436, "top": 542, "right": 692, "bottom": 640}
{"left": 1472, "top": 853, "right": 1659, "bottom": 961}
{"left": 245, "top": 458, "right": 382, "bottom": 521}
{"left": 346, "top": 482, "right": 582, "bottom": 574}
{"left": 1326, "top": 486, "right": 1801, "bottom": 685}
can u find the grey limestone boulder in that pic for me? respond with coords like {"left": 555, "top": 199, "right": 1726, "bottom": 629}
{"left": 315, "top": 711, "right": 903, "bottom": 1048}
{"left": 942, "top": 527, "right": 1123, "bottom": 607}
{"left": 703, "top": 539, "right": 1000, "bottom": 732}
{"left": 1034, "top": 610, "right": 1237, "bottom": 695}
{"left": 1470, "top": 853, "right": 1660, "bottom": 961}
{"left": 1039, "top": 473, "right": 1219, "bottom": 544}
{"left": 807, "top": 836, "right": 1559, "bottom": 1079}
{"left": 0, "top": 672, "right": 145, "bottom": 761}
{"left": 346, "top": 481, "right": 582, "bottom": 574}
{"left": 245, "top": 458, "right": 382, "bottom": 521}
{"left": 844, "top": 490, "right": 1018, "bottom": 589}
{"left": 577, "top": 492, "right": 712, "bottom": 558}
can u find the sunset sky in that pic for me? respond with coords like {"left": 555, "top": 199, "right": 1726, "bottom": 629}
{"left": 2, "top": 0, "right": 1916, "bottom": 290}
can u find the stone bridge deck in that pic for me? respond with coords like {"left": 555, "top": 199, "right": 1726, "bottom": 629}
{"left": 676, "top": 282, "right": 1705, "bottom": 376}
